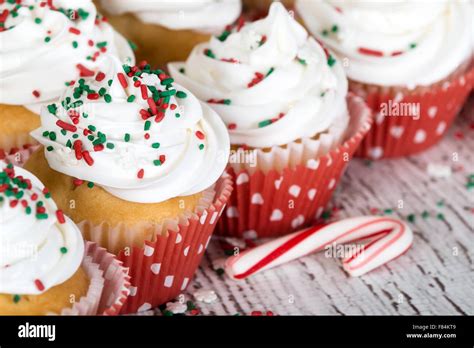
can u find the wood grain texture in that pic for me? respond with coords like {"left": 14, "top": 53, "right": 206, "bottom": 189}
{"left": 145, "top": 96, "right": 474, "bottom": 316}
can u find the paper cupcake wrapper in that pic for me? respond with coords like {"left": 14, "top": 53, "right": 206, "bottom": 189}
{"left": 77, "top": 176, "right": 232, "bottom": 314}
{"left": 58, "top": 242, "right": 130, "bottom": 316}
{"left": 217, "top": 93, "right": 373, "bottom": 238}
{"left": 353, "top": 63, "right": 474, "bottom": 159}
{"left": 0, "top": 144, "right": 39, "bottom": 167}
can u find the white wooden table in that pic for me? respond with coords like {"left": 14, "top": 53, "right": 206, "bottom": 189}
{"left": 144, "top": 96, "right": 474, "bottom": 316}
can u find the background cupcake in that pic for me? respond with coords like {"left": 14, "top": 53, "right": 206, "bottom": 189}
{"left": 0, "top": 163, "right": 129, "bottom": 315}
{"left": 296, "top": 0, "right": 474, "bottom": 159}
{"left": 25, "top": 56, "right": 232, "bottom": 313}
{"left": 98, "top": 0, "right": 242, "bottom": 67}
{"left": 0, "top": 0, "right": 134, "bottom": 164}
{"left": 169, "top": 3, "right": 372, "bottom": 238}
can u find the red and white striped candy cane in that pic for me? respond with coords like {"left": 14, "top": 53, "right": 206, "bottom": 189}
{"left": 225, "top": 216, "right": 413, "bottom": 279}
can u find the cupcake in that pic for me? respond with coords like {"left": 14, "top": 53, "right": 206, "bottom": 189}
{"left": 99, "top": 0, "right": 242, "bottom": 67}
{"left": 25, "top": 55, "right": 232, "bottom": 313}
{"left": 169, "top": 3, "right": 373, "bottom": 238}
{"left": 0, "top": 163, "right": 130, "bottom": 315}
{"left": 296, "top": 0, "right": 474, "bottom": 159}
{"left": 0, "top": 0, "right": 134, "bottom": 164}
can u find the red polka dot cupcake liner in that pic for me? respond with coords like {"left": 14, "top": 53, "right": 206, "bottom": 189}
{"left": 78, "top": 176, "right": 232, "bottom": 314}
{"left": 59, "top": 241, "right": 131, "bottom": 315}
{"left": 353, "top": 62, "right": 474, "bottom": 159}
{"left": 0, "top": 144, "right": 39, "bottom": 167}
{"left": 216, "top": 93, "right": 373, "bottom": 239}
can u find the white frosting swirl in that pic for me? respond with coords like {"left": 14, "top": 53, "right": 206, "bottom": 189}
{"left": 296, "top": 0, "right": 474, "bottom": 87}
{"left": 169, "top": 3, "right": 348, "bottom": 148}
{"left": 101, "top": 0, "right": 242, "bottom": 33}
{"left": 0, "top": 0, "right": 135, "bottom": 113}
{"left": 32, "top": 56, "right": 230, "bottom": 204}
{"left": 0, "top": 163, "right": 84, "bottom": 295}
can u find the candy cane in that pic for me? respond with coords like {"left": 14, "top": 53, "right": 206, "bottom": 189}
{"left": 225, "top": 216, "right": 413, "bottom": 279}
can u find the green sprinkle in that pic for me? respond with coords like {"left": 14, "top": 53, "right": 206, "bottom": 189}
{"left": 161, "top": 78, "right": 174, "bottom": 86}
{"left": 327, "top": 55, "right": 336, "bottom": 67}
{"left": 258, "top": 120, "right": 272, "bottom": 128}
{"left": 179, "top": 68, "right": 185, "bottom": 74}
{"left": 152, "top": 143, "right": 160, "bottom": 149}
{"left": 176, "top": 91, "right": 187, "bottom": 99}
{"left": 175, "top": 113, "right": 181, "bottom": 118}
{"left": 199, "top": 144, "right": 204, "bottom": 150}
{"left": 215, "top": 268, "right": 225, "bottom": 276}
{"left": 104, "top": 94, "right": 112, "bottom": 103}
{"left": 106, "top": 142, "right": 115, "bottom": 150}
{"left": 72, "top": 41, "right": 78, "bottom": 49}
{"left": 407, "top": 214, "right": 416, "bottom": 223}
{"left": 153, "top": 160, "right": 162, "bottom": 166}
{"left": 107, "top": 79, "right": 113, "bottom": 87}
{"left": 127, "top": 95, "right": 136, "bottom": 102}
{"left": 409, "top": 43, "right": 417, "bottom": 49}
{"left": 331, "top": 24, "right": 339, "bottom": 33}
{"left": 322, "top": 29, "right": 329, "bottom": 37}
{"left": 384, "top": 209, "right": 393, "bottom": 215}
{"left": 88, "top": 125, "right": 96, "bottom": 132}
{"left": 217, "top": 30, "right": 231, "bottom": 42}
{"left": 46, "top": 146, "right": 54, "bottom": 152}
{"left": 25, "top": 206, "right": 32, "bottom": 215}
{"left": 437, "top": 200, "right": 445, "bottom": 207}
{"left": 128, "top": 40, "right": 137, "bottom": 51}
{"left": 36, "top": 213, "right": 48, "bottom": 220}
{"left": 144, "top": 120, "right": 151, "bottom": 131}
{"left": 297, "top": 58, "right": 307, "bottom": 66}
{"left": 60, "top": 247, "right": 68, "bottom": 254}
{"left": 34, "top": 18, "right": 41, "bottom": 24}
{"left": 266, "top": 67, "right": 274, "bottom": 77}
{"left": 42, "top": 131, "right": 50, "bottom": 137}
{"left": 223, "top": 99, "right": 231, "bottom": 105}
{"left": 437, "top": 213, "right": 445, "bottom": 220}
{"left": 48, "top": 132, "right": 56, "bottom": 141}
{"left": 124, "top": 133, "right": 130, "bottom": 142}
{"left": 98, "top": 87, "right": 106, "bottom": 96}
{"left": 44, "top": 36, "right": 51, "bottom": 43}
{"left": 13, "top": 295, "right": 21, "bottom": 303}
{"left": 87, "top": 182, "right": 94, "bottom": 189}
{"left": 204, "top": 49, "right": 216, "bottom": 59}
{"left": 96, "top": 41, "right": 107, "bottom": 49}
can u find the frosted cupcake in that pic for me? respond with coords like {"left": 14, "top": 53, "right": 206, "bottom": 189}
{"left": 25, "top": 55, "right": 232, "bottom": 313}
{"left": 99, "top": 0, "right": 242, "bottom": 67}
{"left": 296, "top": 0, "right": 474, "bottom": 158}
{"left": 0, "top": 163, "right": 129, "bottom": 315}
{"left": 169, "top": 3, "right": 372, "bottom": 238}
{"left": 0, "top": 0, "right": 134, "bottom": 163}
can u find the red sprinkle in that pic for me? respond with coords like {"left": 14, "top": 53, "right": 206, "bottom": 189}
{"left": 32, "top": 90, "right": 40, "bottom": 98}
{"left": 73, "top": 140, "right": 83, "bottom": 160}
{"left": 154, "top": 112, "right": 165, "bottom": 123}
{"left": 76, "top": 64, "right": 95, "bottom": 77}
{"left": 87, "top": 93, "right": 100, "bottom": 100}
{"left": 56, "top": 210, "right": 65, "bottom": 224}
{"left": 73, "top": 179, "right": 84, "bottom": 186}
{"left": 140, "top": 84, "right": 148, "bottom": 99}
{"left": 117, "top": 73, "right": 128, "bottom": 89}
{"left": 137, "top": 169, "right": 144, "bottom": 179}
{"left": 34, "top": 279, "right": 45, "bottom": 292}
{"left": 56, "top": 120, "right": 77, "bottom": 132}
{"left": 147, "top": 98, "right": 158, "bottom": 115}
{"left": 358, "top": 47, "right": 384, "bottom": 57}
{"left": 82, "top": 151, "right": 94, "bottom": 166}
{"left": 195, "top": 131, "right": 205, "bottom": 140}
{"left": 95, "top": 71, "right": 105, "bottom": 82}
{"left": 228, "top": 123, "right": 237, "bottom": 130}
{"left": 140, "top": 109, "right": 151, "bottom": 120}
{"left": 68, "top": 27, "right": 81, "bottom": 35}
